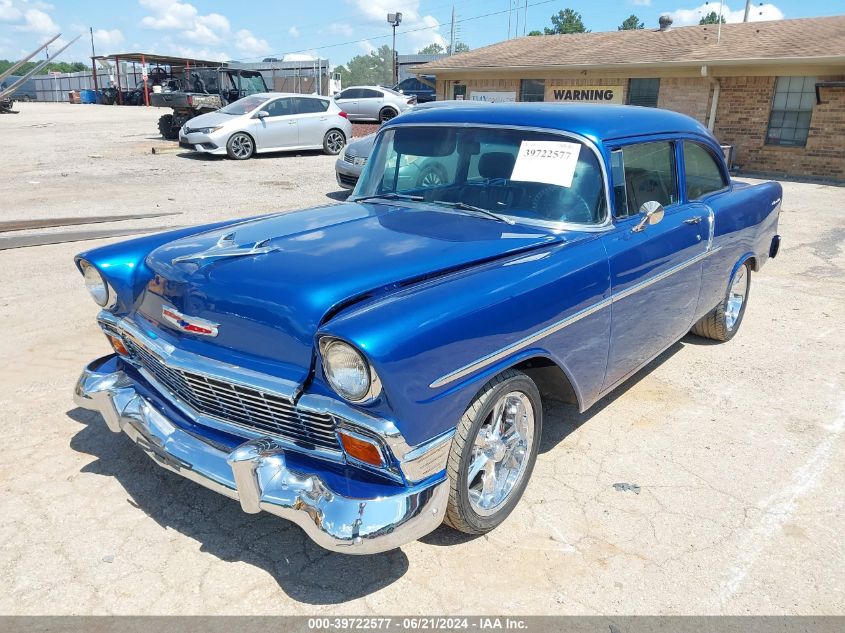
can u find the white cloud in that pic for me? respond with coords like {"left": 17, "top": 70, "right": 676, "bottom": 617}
{"left": 288, "top": 25, "right": 300, "bottom": 38}
{"left": 347, "top": 0, "right": 447, "bottom": 52}
{"left": 235, "top": 29, "right": 270, "bottom": 58}
{"left": 359, "top": 39, "right": 376, "bottom": 54}
{"left": 631, "top": 0, "right": 651, "bottom": 6}
{"left": 0, "top": 1, "right": 22, "bottom": 22}
{"left": 139, "top": 0, "right": 198, "bottom": 30}
{"left": 13, "top": 8, "right": 58, "bottom": 34}
{"left": 671, "top": 2, "right": 784, "bottom": 26}
{"left": 92, "top": 28, "right": 124, "bottom": 49}
{"left": 283, "top": 53, "right": 317, "bottom": 62}
{"left": 328, "top": 22, "right": 354, "bottom": 36}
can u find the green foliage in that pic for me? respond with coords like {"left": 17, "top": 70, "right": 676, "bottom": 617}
{"left": 699, "top": 11, "right": 726, "bottom": 25}
{"left": 618, "top": 14, "right": 645, "bottom": 30}
{"left": 543, "top": 8, "right": 588, "bottom": 35}
{"left": 0, "top": 59, "right": 87, "bottom": 75}
{"left": 528, "top": 30, "right": 543, "bottom": 36}
{"left": 451, "top": 42, "right": 470, "bottom": 54}
{"left": 418, "top": 43, "right": 445, "bottom": 54}
{"left": 335, "top": 45, "right": 394, "bottom": 87}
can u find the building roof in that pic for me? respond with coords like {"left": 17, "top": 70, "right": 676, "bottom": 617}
{"left": 419, "top": 15, "right": 845, "bottom": 73}
{"left": 382, "top": 103, "right": 715, "bottom": 145}
{"left": 93, "top": 53, "right": 223, "bottom": 67}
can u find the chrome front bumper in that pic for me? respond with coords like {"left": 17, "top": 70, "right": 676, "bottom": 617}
{"left": 74, "top": 356, "right": 449, "bottom": 554}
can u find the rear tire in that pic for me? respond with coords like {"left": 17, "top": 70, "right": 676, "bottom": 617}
{"left": 323, "top": 129, "right": 346, "bottom": 155}
{"left": 691, "top": 260, "right": 752, "bottom": 341}
{"left": 444, "top": 369, "right": 542, "bottom": 535}
{"left": 226, "top": 132, "right": 255, "bottom": 160}
{"left": 158, "top": 114, "right": 178, "bottom": 140}
{"left": 379, "top": 107, "right": 398, "bottom": 123}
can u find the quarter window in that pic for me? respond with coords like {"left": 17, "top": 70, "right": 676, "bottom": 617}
{"left": 360, "top": 89, "right": 383, "bottom": 99}
{"left": 293, "top": 97, "right": 329, "bottom": 114}
{"left": 766, "top": 76, "right": 816, "bottom": 147}
{"left": 683, "top": 142, "right": 727, "bottom": 200}
{"left": 611, "top": 141, "right": 678, "bottom": 218}
{"left": 519, "top": 79, "right": 545, "bottom": 102}
{"left": 627, "top": 78, "right": 660, "bottom": 108}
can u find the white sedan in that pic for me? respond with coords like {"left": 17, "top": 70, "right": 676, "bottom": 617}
{"left": 179, "top": 92, "right": 352, "bottom": 160}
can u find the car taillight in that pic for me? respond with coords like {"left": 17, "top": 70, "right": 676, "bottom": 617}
{"left": 338, "top": 111, "right": 348, "bottom": 119}
{"left": 186, "top": 95, "right": 193, "bottom": 106}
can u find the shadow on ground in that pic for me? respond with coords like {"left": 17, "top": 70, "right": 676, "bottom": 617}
{"left": 66, "top": 338, "right": 687, "bottom": 595}
{"left": 67, "top": 407, "right": 409, "bottom": 604}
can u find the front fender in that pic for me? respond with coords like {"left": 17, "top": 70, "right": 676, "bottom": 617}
{"left": 317, "top": 233, "right": 611, "bottom": 446}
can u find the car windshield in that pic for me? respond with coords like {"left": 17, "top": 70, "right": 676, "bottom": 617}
{"left": 219, "top": 95, "right": 266, "bottom": 115}
{"left": 353, "top": 126, "right": 607, "bottom": 226}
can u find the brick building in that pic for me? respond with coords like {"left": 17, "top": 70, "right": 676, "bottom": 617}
{"left": 417, "top": 16, "right": 845, "bottom": 180}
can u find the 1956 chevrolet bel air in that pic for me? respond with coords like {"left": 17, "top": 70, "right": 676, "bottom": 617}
{"left": 74, "top": 104, "right": 782, "bottom": 554}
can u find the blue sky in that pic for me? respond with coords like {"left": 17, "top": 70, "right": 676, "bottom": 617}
{"left": 0, "top": 0, "right": 839, "bottom": 67}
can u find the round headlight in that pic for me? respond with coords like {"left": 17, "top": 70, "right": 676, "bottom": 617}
{"left": 79, "top": 260, "right": 116, "bottom": 309}
{"left": 321, "top": 338, "right": 378, "bottom": 402}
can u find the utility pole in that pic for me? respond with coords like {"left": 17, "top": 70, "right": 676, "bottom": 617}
{"left": 507, "top": 0, "right": 512, "bottom": 39}
{"left": 90, "top": 27, "right": 99, "bottom": 93}
{"left": 387, "top": 12, "right": 402, "bottom": 85}
{"left": 514, "top": 0, "right": 520, "bottom": 38}
{"left": 523, "top": 0, "right": 528, "bottom": 36}
{"left": 743, "top": 0, "right": 752, "bottom": 21}
{"left": 449, "top": 5, "right": 456, "bottom": 55}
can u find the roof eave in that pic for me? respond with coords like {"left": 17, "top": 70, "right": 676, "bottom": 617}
{"left": 416, "top": 56, "right": 845, "bottom": 74}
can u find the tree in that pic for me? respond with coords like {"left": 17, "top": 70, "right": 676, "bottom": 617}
{"left": 450, "top": 42, "right": 470, "bottom": 54}
{"left": 543, "top": 8, "right": 588, "bottom": 35}
{"left": 528, "top": 30, "right": 543, "bottom": 36}
{"left": 418, "top": 43, "right": 444, "bottom": 55}
{"left": 335, "top": 45, "right": 393, "bottom": 87}
{"left": 0, "top": 59, "right": 87, "bottom": 75}
{"left": 618, "top": 14, "right": 644, "bottom": 30}
{"left": 699, "top": 11, "right": 726, "bottom": 25}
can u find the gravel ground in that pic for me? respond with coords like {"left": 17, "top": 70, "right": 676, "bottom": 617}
{"left": 0, "top": 103, "right": 843, "bottom": 615}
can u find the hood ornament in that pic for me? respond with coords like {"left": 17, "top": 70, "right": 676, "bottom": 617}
{"left": 172, "top": 232, "right": 278, "bottom": 266}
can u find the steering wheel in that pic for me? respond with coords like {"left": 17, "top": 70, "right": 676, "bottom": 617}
{"left": 530, "top": 186, "right": 594, "bottom": 224}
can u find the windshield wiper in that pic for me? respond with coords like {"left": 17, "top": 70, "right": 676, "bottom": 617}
{"left": 430, "top": 201, "right": 515, "bottom": 225}
{"left": 352, "top": 193, "right": 425, "bottom": 203}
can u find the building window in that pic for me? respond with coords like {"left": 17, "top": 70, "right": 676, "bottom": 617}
{"left": 452, "top": 83, "right": 466, "bottom": 100}
{"left": 627, "top": 78, "right": 660, "bottom": 108}
{"left": 520, "top": 79, "right": 545, "bottom": 102}
{"left": 766, "top": 76, "right": 816, "bottom": 147}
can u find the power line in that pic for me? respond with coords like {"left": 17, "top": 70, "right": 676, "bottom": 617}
{"left": 232, "top": 0, "right": 557, "bottom": 62}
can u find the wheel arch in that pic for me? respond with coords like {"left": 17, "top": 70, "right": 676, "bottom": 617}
{"left": 228, "top": 130, "right": 257, "bottom": 152}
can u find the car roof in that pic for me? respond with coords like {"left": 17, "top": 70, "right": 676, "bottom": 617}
{"left": 382, "top": 103, "right": 715, "bottom": 144}
{"left": 251, "top": 92, "right": 328, "bottom": 100}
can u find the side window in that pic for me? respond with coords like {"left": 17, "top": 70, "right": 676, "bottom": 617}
{"left": 264, "top": 98, "right": 292, "bottom": 117}
{"left": 336, "top": 89, "right": 359, "bottom": 100}
{"left": 361, "top": 89, "right": 382, "bottom": 99}
{"left": 683, "top": 142, "right": 727, "bottom": 200}
{"left": 612, "top": 141, "right": 678, "bottom": 218}
{"left": 292, "top": 97, "right": 329, "bottom": 114}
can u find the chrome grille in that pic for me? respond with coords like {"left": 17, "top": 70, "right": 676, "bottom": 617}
{"left": 120, "top": 334, "right": 340, "bottom": 452}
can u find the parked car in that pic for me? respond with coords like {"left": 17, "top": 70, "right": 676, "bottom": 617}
{"left": 335, "top": 101, "right": 488, "bottom": 190}
{"left": 178, "top": 92, "right": 352, "bottom": 159}
{"left": 394, "top": 74, "right": 436, "bottom": 103}
{"left": 73, "top": 104, "right": 781, "bottom": 554}
{"left": 333, "top": 85, "right": 415, "bottom": 122}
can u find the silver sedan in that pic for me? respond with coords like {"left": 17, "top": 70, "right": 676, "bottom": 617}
{"left": 333, "top": 86, "right": 415, "bottom": 122}
{"left": 179, "top": 92, "right": 352, "bottom": 160}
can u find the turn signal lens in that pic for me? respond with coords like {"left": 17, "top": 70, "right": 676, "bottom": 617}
{"left": 106, "top": 334, "right": 129, "bottom": 357}
{"left": 338, "top": 430, "right": 384, "bottom": 467}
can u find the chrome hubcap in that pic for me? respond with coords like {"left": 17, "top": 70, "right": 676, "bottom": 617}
{"left": 466, "top": 391, "right": 535, "bottom": 516}
{"left": 725, "top": 266, "right": 748, "bottom": 330}
{"left": 326, "top": 132, "right": 344, "bottom": 153}
{"left": 421, "top": 170, "right": 443, "bottom": 187}
{"left": 231, "top": 135, "right": 252, "bottom": 158}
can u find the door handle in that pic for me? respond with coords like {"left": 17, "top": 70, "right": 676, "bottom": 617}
{"left": 684, "top": 216, "right": 702, "bottom": 224}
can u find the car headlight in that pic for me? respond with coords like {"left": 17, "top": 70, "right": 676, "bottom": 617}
{"left": 79, "top": 260, "right": 117, "bottom": 309}
{"left": 197, "top": 125, "right": 223, "bottom": 134}
{"left": 320, "top": 338, "right": 381, "bottom": 403}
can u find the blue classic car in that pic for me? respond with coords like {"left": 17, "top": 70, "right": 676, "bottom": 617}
{"left": 74, "top": 104, "right": 782, "bottom": 554}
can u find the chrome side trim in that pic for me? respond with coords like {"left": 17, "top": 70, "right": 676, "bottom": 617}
{"left": 429, "top": 296, "right": 613, "bottom": 389}
{"left": 429, "top": 246, "right": 722, "bottom": 390}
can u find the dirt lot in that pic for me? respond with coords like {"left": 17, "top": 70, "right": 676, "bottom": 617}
{"left": 1, "top": 103, "right": 843, "bottom": 615}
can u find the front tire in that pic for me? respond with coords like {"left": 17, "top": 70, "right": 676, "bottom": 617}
{"left": 158, "top": 113, "right": 178, "bottom": 140}
{"left": 323, "top": 129, "right": 346, "bottom": 155}
{"left": 691, "top": 260, "right": 752, "bottom": 341}
{"left": 226, "top": 132, "right": 255, "bottom": 160}
{"left": 444, "top": 369, "right": 542, "bottom": 535}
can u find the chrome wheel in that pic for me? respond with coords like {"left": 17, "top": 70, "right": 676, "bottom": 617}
{"left": 725, "top": 265, "right": 749, "bottom": 331}
{"left": 229, "top": 133, "right": 253, "bottom": 159}
{"left": 466, "top": 391, "right": 535, "bottom": 516}
{"left": 419, "top": 168, "right": 445, "bottom": 188}
{"left": 325, "top": 130, "right": 345, "bottom": 155}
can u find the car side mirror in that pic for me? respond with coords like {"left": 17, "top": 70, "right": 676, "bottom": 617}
{"left": 255, "top": 110, "right": 269, "bottom": 119}
{"left": 633, "top": 200, "right": 665, "bottom": 232}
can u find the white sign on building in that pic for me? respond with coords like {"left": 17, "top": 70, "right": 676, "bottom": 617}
{"left": 469, "top": 91, "right": 516, "bottom": 103}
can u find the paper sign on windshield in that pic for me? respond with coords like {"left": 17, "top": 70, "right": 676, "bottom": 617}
{"left": 510, "top": 140, "right": 581, "bottom": 188}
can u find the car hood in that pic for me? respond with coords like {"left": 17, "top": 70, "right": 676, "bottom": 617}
{"left": 345, "top": 134, "right": 376, "bottom": 156}
{"left": 138, "top": 202, "right": 560, "bottom": 382}
{"left": 185, "top": 111, "right": 239, "bottom": 129}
